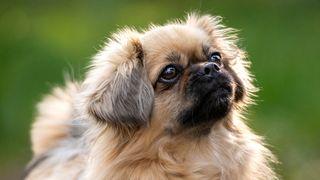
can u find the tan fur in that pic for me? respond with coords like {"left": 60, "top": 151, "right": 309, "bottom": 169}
{"left": 26, "top": 14, "right": 278, "bottom": 180}
{"left": 31, "top": 82, "right": 79, "bottom": 156}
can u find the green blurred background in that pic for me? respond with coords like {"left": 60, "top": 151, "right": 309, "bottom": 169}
{"left": 1, "top": 0, "right": 319, "bottom": 179}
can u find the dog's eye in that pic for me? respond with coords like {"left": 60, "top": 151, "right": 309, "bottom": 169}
{"left": 159, "top": 65, "right": 181, "bottom": 84}
{"left": 209, "top": 52, "right": 221, "bottom": 62}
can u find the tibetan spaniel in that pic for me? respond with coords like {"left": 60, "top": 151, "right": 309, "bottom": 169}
{"left": 24, "top": 14, "right": 278, "bottom": 180}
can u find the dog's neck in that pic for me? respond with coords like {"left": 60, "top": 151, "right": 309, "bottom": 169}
{"left": 83, "top": 114, "right": 274, "bottom": 180}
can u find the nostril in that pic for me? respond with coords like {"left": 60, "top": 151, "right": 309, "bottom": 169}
{"left": 204, "top": 66, "right": 211, "bottom": 75}
{"left": 202, "top": 63, "right": 221, "bottom": 76}
{"left": 213, "top": 63, "right": 220, "bottom": 72}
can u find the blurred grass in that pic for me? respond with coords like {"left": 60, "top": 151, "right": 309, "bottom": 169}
{"left": 0, "top": 0, "right": 319, "bottom": 179}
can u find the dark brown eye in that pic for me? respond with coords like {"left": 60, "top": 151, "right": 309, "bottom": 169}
{"left": 209, "top": 52, "right": 221, "bottom": 62}
{"left": 158, "top": 65, "right": 181, "bottom": 84}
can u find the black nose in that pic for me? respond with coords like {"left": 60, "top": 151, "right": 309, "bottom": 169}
{"left": 203, "top": 62, "right": 220, "bottom": 76}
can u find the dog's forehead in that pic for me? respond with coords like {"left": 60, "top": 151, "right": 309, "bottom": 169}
{"left": 141, "top": 24, "right": 209, "bottom": 82}
{"left": 141, "top": 24, "right": 209, "bottom": 57}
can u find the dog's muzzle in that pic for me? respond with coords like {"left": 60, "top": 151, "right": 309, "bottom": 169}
{"left": 179, "top": 62, "right": 234, "bottom": 128}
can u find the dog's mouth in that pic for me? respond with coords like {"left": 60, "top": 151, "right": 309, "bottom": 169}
{"left": 178, "top": 69, "right": 234, "bottom": 129}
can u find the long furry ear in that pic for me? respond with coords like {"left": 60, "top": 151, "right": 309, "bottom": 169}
{"left": 186, "top": 13, "right": 222, "bottom": 35}
{"left": 186, "top": 13, "right": 239, "bottom": 53}
{"left": 81, "top": 29, "right": 154, "bottom": 130}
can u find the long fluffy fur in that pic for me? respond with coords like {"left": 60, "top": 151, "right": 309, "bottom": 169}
{"left": 25, "top": 14, "right": 278, "bottom": 180}
{"left": 31, "top": 82, "right": 79, "bottom": 156}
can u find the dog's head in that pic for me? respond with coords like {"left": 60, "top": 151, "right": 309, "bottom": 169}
{"left": 81, "top": 14, "right": 256, "bottom": 135}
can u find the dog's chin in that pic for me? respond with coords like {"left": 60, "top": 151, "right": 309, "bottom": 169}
{"left": 178, "top": 72, "right": 234, "bottom": 131}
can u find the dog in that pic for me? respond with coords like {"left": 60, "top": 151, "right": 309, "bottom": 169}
{"left": 24, "top": 13, "right": 278, "bottom": 180}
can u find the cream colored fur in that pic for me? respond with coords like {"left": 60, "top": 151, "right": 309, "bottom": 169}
{"left": 26, "top": 14, "right": 278, "bottom": 180}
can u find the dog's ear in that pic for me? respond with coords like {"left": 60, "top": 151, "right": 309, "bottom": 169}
{"left": 82, "top": 30, "right": 154, "bottom": 130}
{"left": 186, "top": 13, "right": 220, "bottom": 35}
{"left": 186, "top": 13, "right": 238, "bottom": 53}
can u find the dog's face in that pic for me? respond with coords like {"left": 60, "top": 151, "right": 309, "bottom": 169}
{"left": 82, "top": 14, "right": 255, "bottom": 136}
